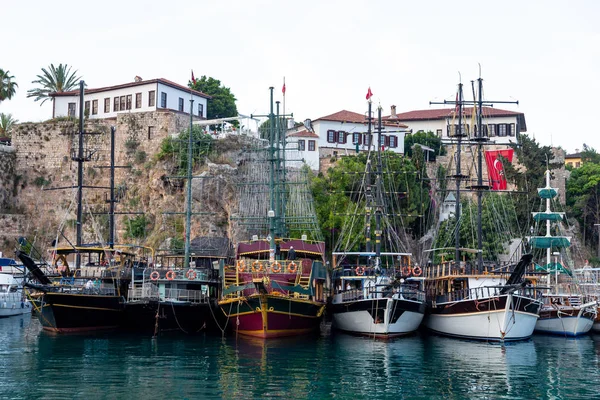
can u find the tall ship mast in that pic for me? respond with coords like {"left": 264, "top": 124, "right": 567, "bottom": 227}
{"left": 218, "top": 87, "right": 327, "bottom": 339}
{"left": 422, "top": 75, "right": 543, "bottom": 341}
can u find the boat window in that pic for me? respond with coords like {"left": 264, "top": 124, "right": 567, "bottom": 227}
{"left": 9, "top": 285, "right": 18, "bottom": 293}
{"left": 0, "top": 285, "right": 8, "bottom": 292}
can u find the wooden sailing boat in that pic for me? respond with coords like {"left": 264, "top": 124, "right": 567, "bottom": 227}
{"left": 330, "top": 102, "right": 426, "bottom": 338}
{"left": 18, "top": 82, "right": 151, "bottom": 333}
{"left": 529, "top": 170, "right": 598, "bottom": 336}
{"left": 422, "top": 76, "right": 543, "bottom": 341}
{"left": 218, "top": 87, "right": 328, "bottom": 339}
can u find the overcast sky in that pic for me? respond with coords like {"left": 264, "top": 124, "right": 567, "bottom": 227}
{"left": 2, "top": 0, "right": 598, "bottom": 153}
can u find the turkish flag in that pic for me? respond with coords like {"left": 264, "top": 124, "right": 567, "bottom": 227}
{"left": 485, "top": 149, "right": 514, "bottom": 190}
{"left": 366, "top": 87, "right": 373, "bottom": 100}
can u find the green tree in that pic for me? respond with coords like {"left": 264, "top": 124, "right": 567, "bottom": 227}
{"left": 404, "top": 130, "right": 446, "bottom": 158}
{"left": 0, "top": 69, "right": 18, "bottom": 102}
{"left": 311, "top": 152, "right": 431, "bottom": 253}
{"left": 0, "top": 113, "right": 18, "bottom": 137}
{"left": 189, "top": 76, "right": 237, "bottom": 123}
{"left": 503, "top": 133, "right": 560, "bottom": 228}
{"left": 432, "top": 193, "right": 519, "bottom": 263}
{"left": 27, "top": 63, "right": 82, "bottom": 105}
{"left": 157, "top": 125, "right": 213, "bottom": 175}
{"left": 566, "top": 161, "right": 600, "bottom": 249}
{"left": 580, "top": 143, "right": 600, "bottom": 164}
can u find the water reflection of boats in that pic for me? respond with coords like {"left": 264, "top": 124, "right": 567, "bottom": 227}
{"left": 428, "top": 335, "right": 537, "bottom": 399}
{"left": 0, "top": 272, "right": 32, "bottom": 317}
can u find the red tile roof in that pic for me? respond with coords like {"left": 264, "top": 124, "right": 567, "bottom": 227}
{"left": 387, "top": 107, "right": 526, "bottom": 131}
{"left": 49, "top": 78, "right": 211, "bottom": 99}
{"left": 315, "top": 110, "right": 407, "bottom": 128}
{"left": 287, "top": 129, "right": 319, "bottom": 138}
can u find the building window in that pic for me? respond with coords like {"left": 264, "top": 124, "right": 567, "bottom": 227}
{"left": 510, "top": 123, "right": 515, "bottom": 136}
{"left": 352, "top": 132, "right": 362, "bottom": 145}
{"left": 104, "top": 98, "right": 110, "bottom": 113}
{"left": 576, "top": 162, "right": 581, "bottom": 168}
{"left": 363, "top": 133, "right": 372, "bottom": 146}
{"left": 92, "top": 100, "right": 98, "bottom": 115}
{"left": 447, "top": 124, "right": 469, "bottom": 136}
{"left": 198, "top": 103, "right": 203, "bottom": 117}
{"left": 380, "top": 135, "right": 388, "bottom": 147}
{"left": 135, "top": 93, "right": 142, "bottom": 109}
{"left": 120, "top": 96, "right": 126, "bottom": 111}
{"left": 327, "top": 130, "right": 336, "bottom": 143}
{"left": 148, "top": 126, "right": 155, "bottom": 140}
{"left": 178, "top": 97, "right": 184, "bottom": 112}
{"left": 298, "top": 139, "right": 305, "bottom": 151}
{"left": 389, "top": 135, "right": 397, "bottom": 148}
{"left": 160, "top": 92, "right": 167, "bottom": 108}
{"left": 126, "top": 95, "right": 132, "bottom": 110}
{"left": 498, "top": 124, "right": 508, "bottom": 137}
{"left": 84, "top": 101, "right": 90, "bottom": 115}
{"left": 436, "top": 129, "right": 442, "bottom": 137}
{"left": 114, "top": 97, "right": 119, "bottom": 112}
{"left": 308, "top": 140, "right": 315, "bottom": 151}
{"left": 68, "top": 103, "right": 76, "bottom": 117}
{"left": 337, "top": 131, "right": 346, "bottom": 144}
{"left": 488, "top": 124, "right": 496, "bottom": 137}
{"left": 149, "top": 90, "right": 156, "bottom": 107}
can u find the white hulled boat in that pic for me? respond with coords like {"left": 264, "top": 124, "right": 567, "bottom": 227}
{"left": 422, "top": 76, "right": 543, "bottom": 341}
{"left": 529, "top": 170, "right": 597, "bottom": 337}
{"left": 0, "top": 273, "right": 32, "bottom": 318}
{"left": 330, "top": 102, "right": 426, "bottom": 338}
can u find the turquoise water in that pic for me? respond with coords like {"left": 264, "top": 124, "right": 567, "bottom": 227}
{"left": 1, "top": 316, "right": 599, "bottom": 400}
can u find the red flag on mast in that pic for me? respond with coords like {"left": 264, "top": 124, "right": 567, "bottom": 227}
{"left": 191, "top": 70, "right": 196, "bottom": 86}
{"left": 485, "top": 149, "right": 514, "bottom": 190}
{"left": 282, "top": 81, "right": 286, "bottom": 95}
{"left": 366, "top": 87, "right": 373, "bottom": 100}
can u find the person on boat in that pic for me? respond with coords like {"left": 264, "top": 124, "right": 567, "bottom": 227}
{"left": 288, "top": 246, "right": 296, "bottom": 260}
{"left": 84, "top": 279, "right": 94, "bottom": 293}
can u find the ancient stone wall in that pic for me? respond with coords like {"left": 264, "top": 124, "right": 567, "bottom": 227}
{"left": 8, "top": 111, "right": 203, "bottom": 255}
{"left": 0, "top": 145, "right": 16, "bottom": 212}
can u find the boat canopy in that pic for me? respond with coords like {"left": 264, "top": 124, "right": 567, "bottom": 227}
{"left": 538, "top": 187, "right": 558, "bottom": 199}
{"left": 532, "top": 211, "right": 565, "bottom": 222}
{"left": 237, "top": 239, "right": 325, "bottom": 257}
{"left": 528, "top": 236, "right": 571, "bottom": 249}
{"left": 535, "top": 262, "right": 572, "bottom": 276}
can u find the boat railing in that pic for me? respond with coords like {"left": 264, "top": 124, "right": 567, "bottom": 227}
{"left": 340, "top": 285, "right": 425, "bottom": 302}
{"left": 233, "top": 259, "right": 307, "bottom": 275}
{"left": 436, "top": 286, "right": 542, "bottom": 304}
{"left": 163, "top": 288, "right": 209, "bottom": 303}
{"left": 424, "top": 261, "right": 537, "bottom": 279}
{"left": 127, "top": 282, "right": 159, "bottom": 301}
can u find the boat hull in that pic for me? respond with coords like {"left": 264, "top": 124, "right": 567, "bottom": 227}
{"left": 535, "top": 307, "right": 595, "bottom": 336}
{"left": 424, "top": 294, "right": 541, "bottom": 341}
{"left": 331, "top": 298, "right": 425, "bottom": 338}
{"left": 0, "top": 294, "right": 32, "bottom": 318}
{"left": 39, "top": 292, "right": 124, "bottom": 333}
{"left": 123, "top": 299, "right": 227, "bottom": 334}
{"left": 219, "top": 294, "right": 325, "bottom": 339}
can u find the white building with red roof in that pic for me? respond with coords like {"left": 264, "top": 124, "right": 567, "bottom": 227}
{"left": 287, "top": 109, "right": 409, "bottom": 171}
{"left": 386, "top": 106, "right": 526, "bottom": 145}
{"left": 50, "top": 77, "right": 211, "bottom": 120}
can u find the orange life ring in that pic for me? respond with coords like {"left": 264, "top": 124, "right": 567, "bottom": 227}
{"left": 401, "top": 266, "right": 412, "bottom": 276}
{"left": 252, "top": 261, "right": 264, "bottom": 272}
{"left": 412, "top": 266, "right": 422, "bottom": 276}
{"left": 288, "top": 262, "right": 298, "bottom": 273}
{"left": 166, "top": 270, "right": 176, "bottom": 280}
{"left": 150, "top": 271, "right": 160, "bottom": 281}
{"left": 237, "top": 260, "right": 246, "bottom": 273}
{"left": 186, "top": 269, "right": 197, "bottom": 280}
{"left": 355, "top": 266, "right": 365, "bottom": 276}
{"left": 271, "top": 262, "right": 282, "bottom": 273}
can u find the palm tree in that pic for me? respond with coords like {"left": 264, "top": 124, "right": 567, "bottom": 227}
{"left": 27, "top": 63, "right": 81, "bottom": 105}
{"left": 0, "top": 69, "right": 18, "bottom": 102}
{"left": 0, "top": 113, "right": 18, "bottom": 137}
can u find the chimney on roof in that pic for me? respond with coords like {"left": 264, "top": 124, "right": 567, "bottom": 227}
{"left": 390, "top": 105, "right": 397, "bottom": 119}
{"left": 134, "top": 76, "right": 143, "bottom": 82}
